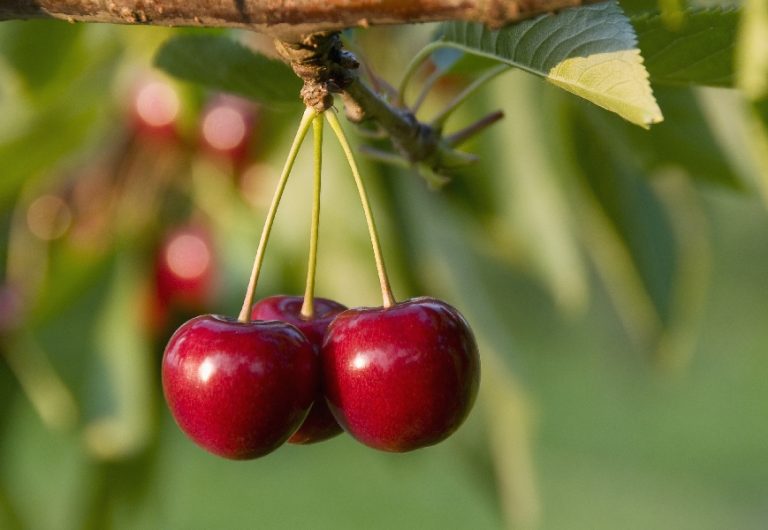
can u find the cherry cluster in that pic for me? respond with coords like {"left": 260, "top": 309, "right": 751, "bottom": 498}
{"left": 161, "top": 108, "right": 480, "bottom": 459}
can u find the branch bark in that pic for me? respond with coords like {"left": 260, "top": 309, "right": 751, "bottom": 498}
{"left": 1, "top": 0, "right": 600, "bottom": 38}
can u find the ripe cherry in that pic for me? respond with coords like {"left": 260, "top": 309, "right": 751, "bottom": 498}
{"left": 154, "top": 225, "right": 215, "bottom": 311}
{"left": 129, "top": 77, "right": 180, "bottom": 140}
{"left": 322, "top": 297, "right": 480, "bottom": 452}
{"left": 251, "top": 295, "right": 346, "bottom": 444}
{"left": 199, "top": 95, "right": 258, "bottom": 166}
{"left": 147, "top": 225, "right": 215, "bottom": 337}
{"left": 162, "top": 314, "right": 317, "bottom": 459}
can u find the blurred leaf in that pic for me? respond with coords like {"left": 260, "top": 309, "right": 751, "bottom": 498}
{"left": 154, "top": 35, "right": 302, "bottom": 108}
{"left": 658, "top": 0, "right": 686, "bottom": 29}
{"left": 647, "top": 171, "right": 711, "bottom": 372}
{"left": 0, "top": 399, "right": 92, "bottom": 530}
{"left": 84, "top": 252, "right": 156, "bottom": 460}
{"left": 632, "top": 7, "right": 739, "bottom": 87}
{"left": 593, "top": 86, "right": 743, "bottom": 188}
{"left": 29, "top": 246, "right": 114, "bottom": 326}
{"left": 483, "top": 73, "right": 590, "bottom": 315}
{"left": 0, "top": 108, "right": 96, "bottom": 203}
{"left": 572, "top": 102, "right": 676, "bottom": 324}
{"left": 565, "top": 99, "right": 711, "bottom": 363}
{"left": 441, "top": 3, "right": 663, "bottom": 127}
{"left": 0, "top": 478, "right": 24, "bottom": 530}
{"left": 736, "top": 0, "right": 768, "bottom": 99}
{"left": 0, "top": 21, "right": 83, "bottom": 92}
{"left": 746, "top": 100, "right": 768, "bottom": 203}
{"left": 389, "top": 167, "right": 557, "bottom": 362}
{"left": 0, "top": 43, "right": 120, "bottom": 205}
{"left": 481, "top": 351, "right": 539, "bottom": 530}
{"left": 3, "top": 334, "right": 78, "bottom": 432}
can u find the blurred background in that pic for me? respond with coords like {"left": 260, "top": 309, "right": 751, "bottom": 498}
{"left": 0, "top": 11, "right": 767, "bottom": 530}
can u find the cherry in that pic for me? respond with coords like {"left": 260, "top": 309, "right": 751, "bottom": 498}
{"left": 199, "top": 95, "right": 258, "bottom": 166}
{"left": 322, "top": 297, "right": 480, "bottom": 452}
{"left": 251, "top": 295, "right": 346, "bottom": 444}
{"left": 154, "top": 225, "right": 215, "bottom": 311}
{"left": 147, "top": 225, "right": 215, "bottom": 336}
{"left": 129, "top": 77, "right": 180, "bottom": 140}
{"left": 162, "top": 314, "right": 317, "bottom": 459}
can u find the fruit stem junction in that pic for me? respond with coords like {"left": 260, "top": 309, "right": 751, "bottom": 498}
{"left": 238, "top": 107, "right": 317, "bottom": 323}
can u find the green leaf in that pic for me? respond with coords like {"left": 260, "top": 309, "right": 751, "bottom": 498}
{"left": 84, "top": 252, "right": 156, "bottom": 460}
{"left": 0, "top": 21, "right": 83, "bottom": 92}
{"left": 0, "top": 45, "right": 120, "bottom": 205}
{"left": 746, "top": 100, "right": 768, "bottom": 202}
{"left": 441, "top": 2, "right": 662, "bottom": 127}
{"left": 632, "top": 7, "right": 739, "bottom": 87}
{"left": 430, "top": 47, "right": 500, "bottom": 76}
{"left": 154, "top": 35, "right": 302, "bottom": 107}
{"left": 565, "top": 98, "right": 711, "bottom": 366}
{"left": 585, "top": 86, "right": 743, "bottom": 188}
{"left": 482, "top": 73, "right": 590, "bottom": 314}
{"left": 737, "top": 0, "right": 768, "bottom": 99}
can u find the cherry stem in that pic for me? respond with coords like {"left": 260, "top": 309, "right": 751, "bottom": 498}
{"left": 300, "top": 115, "right": 324, "bottom": 319}
{"left": 238, "top": 107, "right": 317, "bottom": 322}
{"left": 397, "top": 41, "right": 442, "bottom": 107}
{"left": 430, "top": 64, "right": 508, "bottom": 128}
{"left": 411, "top": 67, "right": 444, "bottom": 114}
{"left": 326, "top": 111, "right": 396, "bottom": 308}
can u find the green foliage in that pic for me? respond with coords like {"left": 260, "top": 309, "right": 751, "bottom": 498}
{"left": 440, "top": 3, "right": 663, "bottom": 127}
{"left": 569, "top": 99, "right": 679, "bottom": 342}
{"left": 0, "top": 42, "right": 120, "bottom": 205}
{"left": 579, "top": 86, "right": 743, "bottom": 188}
{"left": 0, "top": 21, "right": 84, "bottom": 93}
{"left": 737, "top": 0, "right": 768, "bottom": 99}
{"left": 154, "top": 34, "right": 302, "bottom": 108}
{"left": 633, "top": 7, "right": 739, "bottom": 87}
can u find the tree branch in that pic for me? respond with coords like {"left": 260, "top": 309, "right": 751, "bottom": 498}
{"left": 0, "top": 0, "right": 604, "bottom": 177}
{"left": 1, "top": 0, "right": 601, "bottom": 38}
{"left": 276, "top": 32, "right": 489, "bottom": 177}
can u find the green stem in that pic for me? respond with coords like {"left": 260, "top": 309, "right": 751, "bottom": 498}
{"left": 326, "top": 111, "right": 396, "bottom": 308}
{"left": 411, "top": 67, "right": 445, "bottom": 114}
{"left": 359, "top": 145, "right": 411, "bottom": 168}
{"left": 238, "top": 107, "right": 317, "bottom": 322}
{"left": 5, "top": 334, "right": 78, "bottom": 431}
{"left": 430, "top": 64, "right": 508, "bottom": 128}
{"left": 445, "top": 110, "right": 505, "bottom": 147}
{"left": 397, "top": 41, "right": 444, "bottom": 106}
{"left": 300, "top": 115, "right": 324, "bottom": 319}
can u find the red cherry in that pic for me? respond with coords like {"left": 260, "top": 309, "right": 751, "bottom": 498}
{"left": 154, "top": 225, "right": 214, "bottom": 311}
{"left": 251, "top": 295, "right": 347, "bottom": 444}
{"left": 162, "top": 314, "right": 317, "bottom": 459}
{"left": 322, "top": 297, "right": 480, "bottom": 452}
{"left": 129, "top": 77, "right": 180, "bottom": 139}
{"left": 199, "top": 95, "right": 258, "bottom": 165}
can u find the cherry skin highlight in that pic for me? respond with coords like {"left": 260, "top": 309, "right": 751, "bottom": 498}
{"left": 322, "top": 297, "right": 480, "bottom": 452}
{"left": 251, "top": 295, "right": 347, "bottom": 444}
{"left": 162, "top": 314, "right": 317, "bottom": 459}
